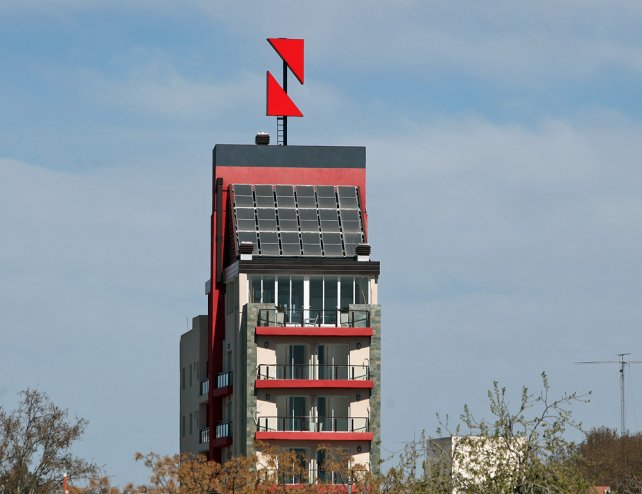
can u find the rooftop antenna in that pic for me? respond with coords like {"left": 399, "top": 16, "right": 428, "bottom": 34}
{"left": 575, "top": 353, "right": 642, "bottom": 435}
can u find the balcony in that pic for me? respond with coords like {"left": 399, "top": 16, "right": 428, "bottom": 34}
{"left": 256, "top": 364, "right": 373, "bottom": 390}
{"left": 199, "top": 378, "right": 209, "bottom": 397}
{"left": 213, "top": 421, "right": 232, "bottom": 447}
{"left": 256, "top": 308, "right": 372, "bottom": 337}
{"left": 199, "top": 427, "right": 209, "bottom": 444}
{"left": 256, "top": 415, "right": 372, "bottom": 441}
{"left": 211, "top": 371, "right": 233, "bottom": 398}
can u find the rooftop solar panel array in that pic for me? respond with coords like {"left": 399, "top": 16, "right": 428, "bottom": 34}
{"left": 230, "top": 184, "right": 365, "bottom": 257}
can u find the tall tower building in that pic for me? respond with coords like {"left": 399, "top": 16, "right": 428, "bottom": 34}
{"left": 180, "top": 142, "right": 381, "bottom": 483}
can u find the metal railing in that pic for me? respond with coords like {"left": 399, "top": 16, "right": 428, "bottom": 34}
{"left": 257, "top": 308, "right": 370, "bottom": 328}
{"left": 217, "top": 371, "right": 232, "bottom": 389}
{"left": 256, "top": 416, "right": 369, "bottom": 433}
{"left": 257, "top": 364, "right": 370, "bottom": 381}
{"left": 199, "top": 428, "right": 209, "bottom": 444}
{"left": 199, "top": 378, "right": 209, "bottom": 396}
{"left": 215, "top": 422, "right": 232, "bottom": 439}
{"left": 263, "top": 468, "right": 352, "bottom": 486}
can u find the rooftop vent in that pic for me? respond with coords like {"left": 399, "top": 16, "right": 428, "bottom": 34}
{"left": 255, "top": 132, "right": 270, "bottom": 145}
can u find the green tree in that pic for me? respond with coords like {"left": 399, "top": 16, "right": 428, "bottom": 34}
{"left": 0, "top": 388, "right": 98, "bottom": 494}
{"left": 579, "top": 427, "right": 642, "bottom": 494}
{"left": 380, "top": 373, "right": 593, "bottom": 493}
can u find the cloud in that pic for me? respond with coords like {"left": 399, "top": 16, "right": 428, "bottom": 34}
{"left": 190, "top": 1, "right": 642, "bottom": 85}
{"left": 0, "top": 156, "right": 211, "bottom": 484}
{"left": 360, "top": 116, "right": 642, "bottom": 440}
{"left": 74, "top": 63, "right": 263, "bottom": 121}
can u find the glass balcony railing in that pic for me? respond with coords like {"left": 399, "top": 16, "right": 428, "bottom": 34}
{"left": 257, "top": 308, "right": 370, "bottom": 327}
{"left": 217, "top": 371, "right": 232, "bottom": 389}
{"left": 199, "top": 428, "right": 209, "bottom": 444}
{"left": 199, "top": 378, "right": 209, "bottom": 396}
{"left": 257, "top": 364, "right": 370, "bottom": 381}
{"left": 256, "top": 416, "right": 369, "bottom": 433}
{"left": 216, "top": 421, "right": 232, "bottom": 439}
{"left": 260, "top": 468, "right": 351, "bottom": 486}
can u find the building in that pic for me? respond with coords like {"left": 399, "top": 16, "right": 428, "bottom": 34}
{"left": 427, "top": 436, "right": 526, "bottom": 494}
{"left": 179, "top": 142, "right": 381, "bottom": 484}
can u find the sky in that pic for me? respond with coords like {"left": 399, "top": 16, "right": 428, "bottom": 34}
{"left": 1, "top": 0, "right": 642, "bottom": 486}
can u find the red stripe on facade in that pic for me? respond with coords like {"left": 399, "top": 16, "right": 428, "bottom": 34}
{"left": 211, "top": 386, "right": 233, "bottom": 398}
{"left": 212, "top": 437, "right": 233, "bottom": 448}
{"left": 255, "top": 327, "right": 373, "bottom": 337}
{"left": 255, "top": 432, "right": 374, "bottom": 441}
{"left": 255, "top": 380, "right": 373, "bottom": 389}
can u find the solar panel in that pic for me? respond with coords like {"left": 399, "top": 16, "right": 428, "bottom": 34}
{"left": 231, "top": 184, "right": 366, "bottom": 258}
{"left": 234, "top": 193, "right": 254, "bottom": 208}
{"left": 257, "top": 208, "right": 277, "bottom": 231}
{"left": 302, "top": 243, "right": 322, "bottom": 256}
{"left": 258, "top": 231, "right": 280, "bottom": 256}
{"left": 319, "top": 209, "right": 340, "bottom": 232}
{"left": 296, "top": 186, "right": 317, "bottom": 208}
{"left": 276, "top": 185, "right": 296, "bottom": 208}
{"left": 280, "top": 232, "right": 301, "bottom": 256}
{"left": 323, "top": 243, "right": 344, "bottom": 257}
{"left": 337, "top": 186, "right": 359, "bottom": 209}
{"left": 317, "top": 186, "right": 337, "bottom": 208}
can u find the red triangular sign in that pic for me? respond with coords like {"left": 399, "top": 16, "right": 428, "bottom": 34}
{"left": 266, "top": 71, "right": 303, "bottom": 117}
{"left": 267, "top": 38, "right": 304, "bottom": 84}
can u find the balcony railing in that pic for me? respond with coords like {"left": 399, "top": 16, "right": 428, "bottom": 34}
{"left": 200, "top": 378, "right": 209, "bottom": 396}
{"left": 199, "top": 428, "right": 209, "bottom": 444}
{"left": 257, "top": 416, "right": 369, "bottom": 433}
{"left": 217, "top": 371, "right": 232, "bottom": 389}
{"left": 257, "top": 308, "right": 370, "bottom": 328}
{"left": 257, "top": 364, "right": 370, "bottom": 381}
{"left": 216, "top": 421, "right": 232, "bottom": 439}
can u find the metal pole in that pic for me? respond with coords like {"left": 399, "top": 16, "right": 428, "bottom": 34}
{"left": 620, "top": 355, "right": 626, "bottom": 435}
{"left": 282, "top": 60, "right": 288, "bottom": 146}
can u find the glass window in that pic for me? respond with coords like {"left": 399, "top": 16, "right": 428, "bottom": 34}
{"left": 324, "top": 277, "right": 338, "bottom": 324}
{"left": 251, "top": 277, "right": 262, "bottom": 303}
{"left": 278, "top": 276, "right": 290, "bottom": 310}
{"left": 355, "top": 276, "right": 369, "bottom": 304}
{"left": 310, "top": 277, "right": 323, "bottom": 313}
{"left": 291, "top": 277, "right": 304, "bottom": 318}
{"left": 263, "top": 276, "right": 275, "bottom": 304}
{"left": 340, "top": 277, "right": 354, "bottom": 309}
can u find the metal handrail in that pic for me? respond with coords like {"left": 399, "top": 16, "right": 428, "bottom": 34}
{"left": 257, "top": 308, "right": 370, "bottom": 328}
{"left": 257, "top": 364, "right": 370, "bottom": 381}
{"left": 199, "top": 428, "right": 209, "bottom": 444}
{"left": 216, "top": 371, "right": 232, "bottom": 389}
{"left": 199, "top": 378, "right": 209, "bottom": 396}
{"left": 215, "top": 421, "right": 232, "bottom": 439}
{"left": 256, "top": 416, "right": 369, "bottom": 433}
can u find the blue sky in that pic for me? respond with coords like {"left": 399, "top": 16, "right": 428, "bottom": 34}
{"left": 2, "top": 0, "right": 642, "bottom": 486}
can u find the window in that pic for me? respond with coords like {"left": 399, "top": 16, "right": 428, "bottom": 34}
{"left": 249, "top": 275, "right": 370, "bottom": 311}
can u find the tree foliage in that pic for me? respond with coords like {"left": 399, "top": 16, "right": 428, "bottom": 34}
{"left": 0, "top": 388, "right": 97, "bottom": 494}
{"left": 579, "top": 427, "right": 642, "bottom": 494}
{"left": 449, "top": 372, "right": 592, "bottom": 493}
{"left": 82, "top": 446, "right": 377, "bottom": 494}
{"left": 381, "top": 373, "right": 592, "bottom": 493}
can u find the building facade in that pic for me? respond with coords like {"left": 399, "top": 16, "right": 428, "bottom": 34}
{"left": 180, "top": 143, "right": 381, "bottom": 483}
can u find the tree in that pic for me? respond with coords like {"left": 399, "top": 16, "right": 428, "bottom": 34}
{"left": 449, "top": 372, "right": 592, "bottom": 493}
{"left": 0, "top": 388, "right": 98, "bottom": 494}
{"left": 379, "top": 373, "right": 592, "bottom": 493}
{"left": 579, "top": 427, "right": 642, "bottom": 494}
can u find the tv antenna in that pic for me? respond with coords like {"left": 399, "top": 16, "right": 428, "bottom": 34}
{"left": 575, "top": 353, "right": 642, "bottom": 435}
